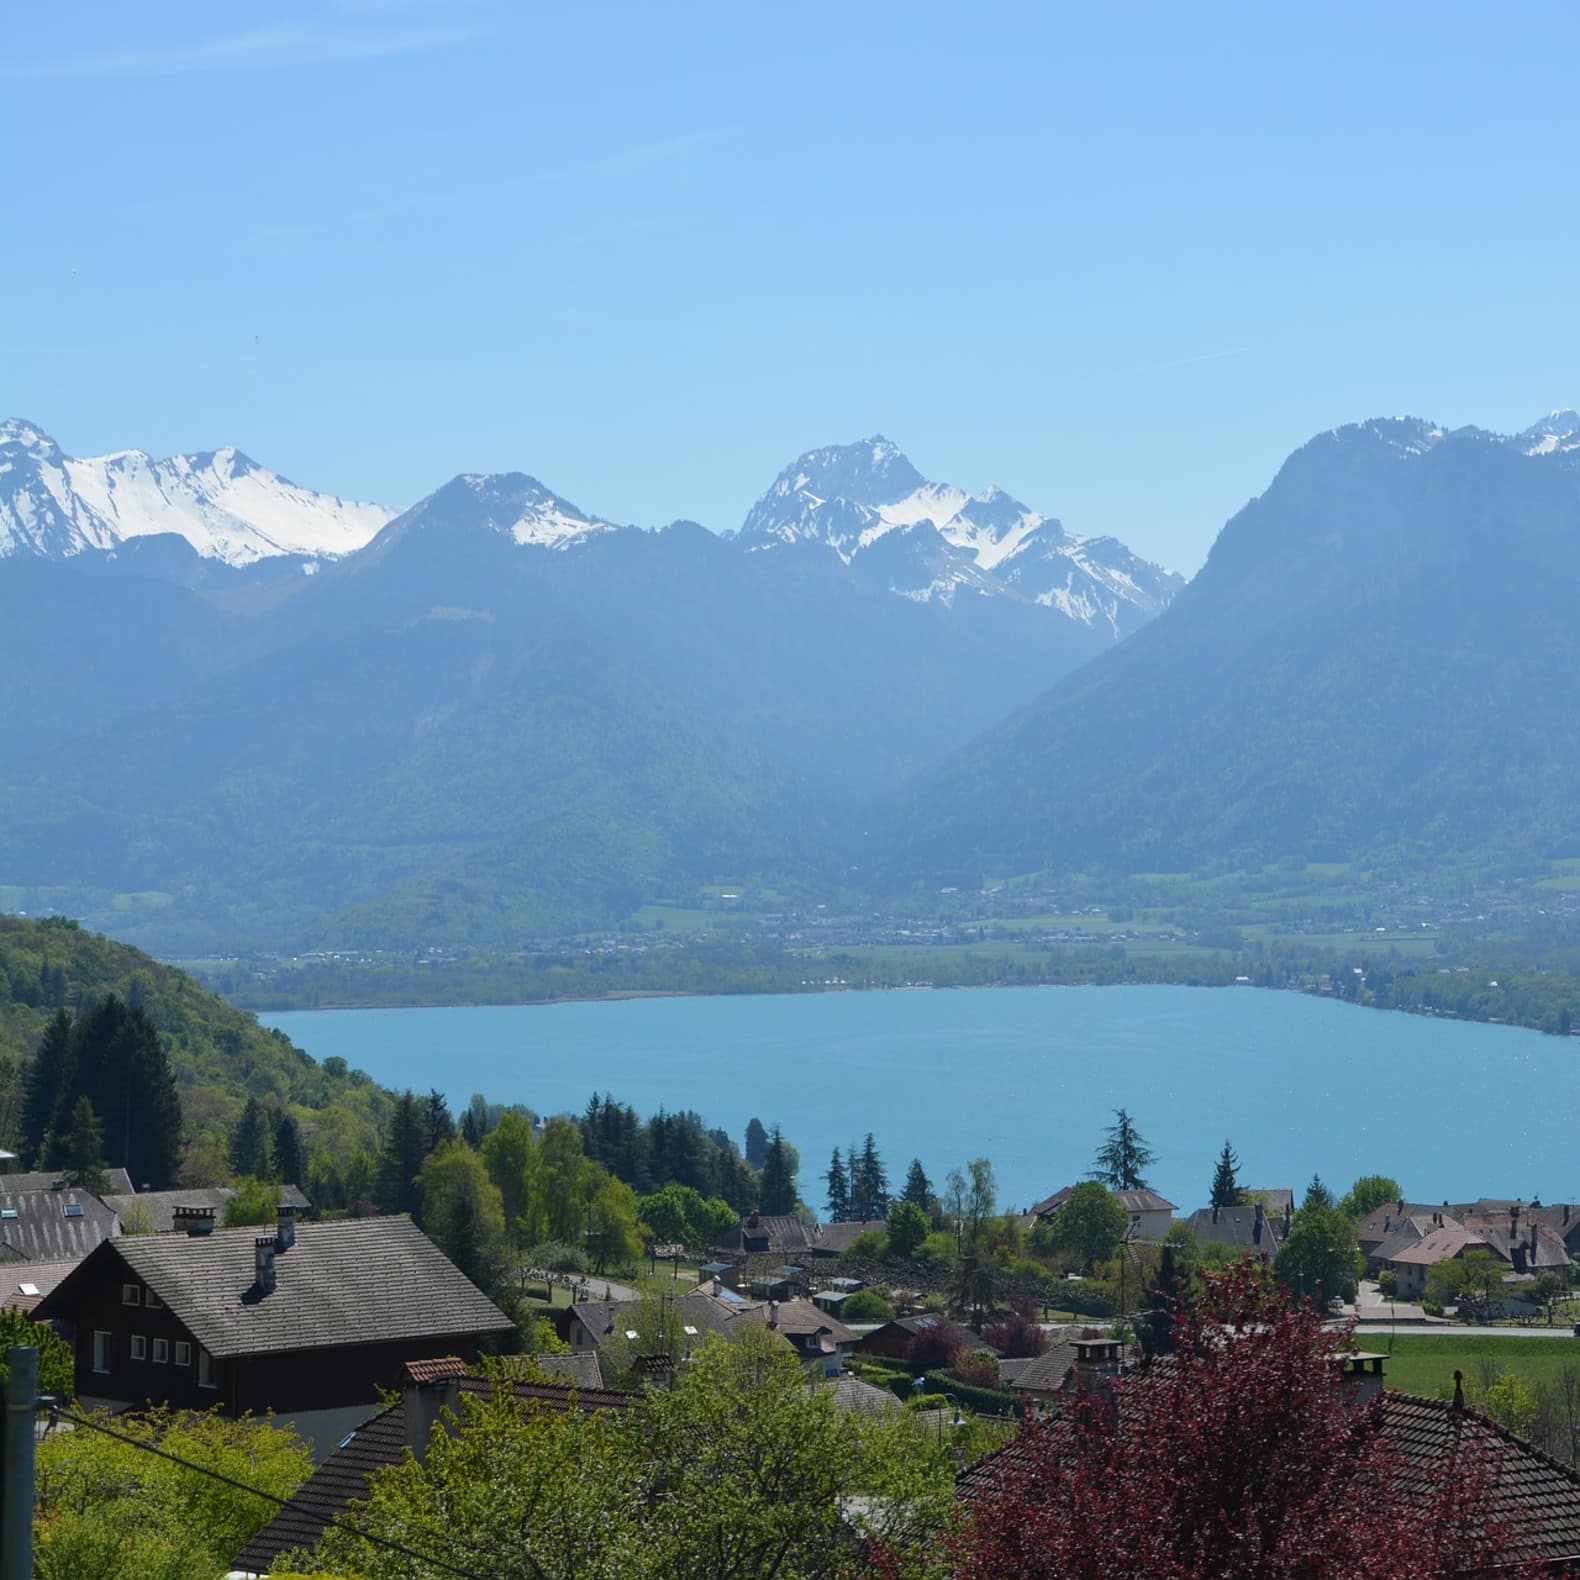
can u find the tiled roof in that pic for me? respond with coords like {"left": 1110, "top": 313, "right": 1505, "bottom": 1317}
{"left": 1384, "top": 1225, "right": 1481, "bottom": 1267}
{"left": 37, "top": 1216, "right": 514, "bottom": 1359}
{"left": 232, "top": 1371, "right": 637, "bottom": 1573}
{"left": 824, "top": 1373, "right": 903, "bottom": 1415}
{"left": 0, "top": 1186, "right": 119, "bottom": 1263}
{"left": 857, "top": 1314, "right": 999, "bottom": 1356}
{"left": 571, "top": 1289, "right": 781, "bottom": 1353}
{"left": 102, "top": 1183, "right": 311, "bottom": 1234}
{"left": 769, "top": 1298, "right": 858, "bottom": 1347}
{"left": 0, "top": 1257, "right": 80, "bottom": 1311}
{"left": 0, "top": 1168, "right": 133, "bottom": 1195}
{"left": 714, "top": 1214, "right": 818, "bottom": 1255}
{"left": 402, "top": 1355, "right": 466, "bottom": 1385}
{"left": 1115, "top": 1189, "right": 1176, "bottom": 1214}
{"left": 1183, "top": 1205, "right": 1284, "bottom": 1254}
{"left": 1243, "top": 1188, "right": 1294, "bottom": 1215}
{"left": 998, "top": 1339, "right": 1085, "bottom": 1396}
{"left": 956, "top": 1386, "right": 1580, "bottom": 1564}
{"left": 1356, "top": 1201, "right": 1436, "bottom": 1246}
{"left": 810, "top": 1219, "right": 890, "bottom": 1255}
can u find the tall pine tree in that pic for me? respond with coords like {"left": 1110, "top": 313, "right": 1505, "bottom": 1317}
{"left": 376, "top": 1092, "right": 430, "bottom": 1218}
{"left": 229, "top": 1096, "right": 274, "bottom": 1180}
{"left": 58, "top": 1096, "right": 108, "bottom": 1191}
{"left": 21, "top": 1008, "right": 73, "bottom": 1167}
{"left": 758, "top": 1125, "right": 797, "bottom": 1216}
{"left": 823, "top": 1148, "right": 849, "bottom": 1221}
{"left": 271, "top": 1109, "right": 306, "bottom": 1186}
{"left": 1209, "top": 1140, "right": 1242, "bottom": 1210}
{"left": 852, "top": 1134, "right": 889, "bottom": 1220}
{"left": 901, "top": 1157, "right": 933, "bottom": 1212}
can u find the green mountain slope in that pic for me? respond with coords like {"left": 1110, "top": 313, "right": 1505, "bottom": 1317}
{"left": 0, "top": 915, "right": 391, "bottom": 1171}
{"left": 880, "top": 422, "right": 1580, "bottom": 882}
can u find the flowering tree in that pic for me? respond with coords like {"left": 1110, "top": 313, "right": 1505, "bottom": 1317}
{"left": 946, "top": 1261, "right": 1539, "bottom": 1580}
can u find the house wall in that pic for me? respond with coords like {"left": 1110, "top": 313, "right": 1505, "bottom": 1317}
{"left": 855, "top": 1325, "right": 914, "bottom": 1362}
{"left": 1131, "top": 1208, "right": 1174, "bottom": 1242}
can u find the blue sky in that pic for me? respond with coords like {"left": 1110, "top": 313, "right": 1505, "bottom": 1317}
{"left": 4, "top": 2, "right": 1577, "bottom": 571}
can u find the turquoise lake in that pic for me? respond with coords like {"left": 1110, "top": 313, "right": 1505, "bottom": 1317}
{"left": 261, "top": 986, "right": 1579, "bottom": 1213}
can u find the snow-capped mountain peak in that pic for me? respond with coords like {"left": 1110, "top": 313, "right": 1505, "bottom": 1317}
{"left": 0, "top": 420, "right": 395, "bottom": 566}
{"left": 739, "top": 436, "right": 1182, "bottom": 635}
{"left": 1518, "top": 409, "right": 1580, "bottom": 455}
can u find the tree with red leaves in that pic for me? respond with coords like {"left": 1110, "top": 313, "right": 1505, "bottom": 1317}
{"left": 907, "top": 1321, "right": 965, "bottom": 1374}
{"left": 945, "top": 1260, "right": 1542, "bottom": 1580}
{"left": 982, "top": 1294, "right": 1048, "bottom": 1360}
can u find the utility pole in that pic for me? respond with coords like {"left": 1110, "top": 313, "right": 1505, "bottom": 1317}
{"left": 3, "top": 1344, "right": 38, "bottom": 1580}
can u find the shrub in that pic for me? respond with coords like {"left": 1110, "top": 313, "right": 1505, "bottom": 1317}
{"left": 840, "top": 1288, "right": 895, "bottom": 1322}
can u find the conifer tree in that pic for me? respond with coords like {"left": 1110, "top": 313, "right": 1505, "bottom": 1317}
{"left": 376, "top": 1092, "right": 431, "bottom": 1218}
{"left": 744, "top": 1117, "right": 769, "bottom": 1171}
{"left": 424, "top": 1089, "right": 456, "bottom": 1150}
{"left": 228, "top": 1096, "right": 274, "bottom": 1180}
{"left": 823, "top": 1148, "right": 849, "bottom": 1221}
{"left": 852, "top": 1133, "right": 889, "bottom": 1220}
{"left": 21, "top": 1008, "right": 73, "bottom": 1167}
{"left": 1091, "top": 1107, "right": 1155, "bottom": 1191}
{"left": 1303, "top": 1174, "right": 1334, "bottom": 1210}
{"left": 271, "top": 1109, "right": 306, "bottom": 1186}
{"left": 1210, "top": 1139, "right": 1242, "bottom": 1210}
{"left": 901, "top": 1157, "right": 933, "bottom": 1211}
{"left": 58, "top": 1095, "right": 108, "bottom": 1192}
{"left": 758, "top": 1125, "right": 797, "bottom": 1216}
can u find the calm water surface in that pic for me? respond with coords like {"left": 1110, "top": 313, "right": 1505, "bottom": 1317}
{"left": 261, "top": 986, "right": 1579, "bottom": 1212}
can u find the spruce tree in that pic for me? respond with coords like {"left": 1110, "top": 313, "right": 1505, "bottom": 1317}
{"left": 124, "top": 1008, "right": 183, "bottom": 1189}
{"left": 21, "top": 1008, "right": 73, "bottom": 1167}
{"left": 744, "top": 1117, "right": 769, "bottom": 1171}
{"left": 758, "top": 1125, "right": 796, "bottom": 1216}
{"left": 854, "top": 1133, "right": 888, "bottom": 1220}
{"left": 901, "top": 1157, "right": 933, "bottom": 1212}
{"left": 1210, "top": 1140, "right": 1242, "bottom": 1210}
{"left": 229, "top": 1096, "right": 274, "bottom": 1180}
{"left": 271, "top": 1109, "right": 306, "bottom": 1186}
{"left": 58, "top": 1095, "right": 108, "bottom": 1191}
{"left": 1303, "top": 1174, "right": 1334, "bottom": 1210}
{"left": 376, "top": 1092, "right": 430, "bottom": 1218}
{"left": 424, "top": 1089, "right": 456, "bottom": 1150}
{"left": 823, "top": 1148, "right": 849, "bottom": 1222}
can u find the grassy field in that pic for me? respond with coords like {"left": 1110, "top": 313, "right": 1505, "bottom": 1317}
{"left": 1362, "top": 1332, "right": 1580, "bottom": 1399}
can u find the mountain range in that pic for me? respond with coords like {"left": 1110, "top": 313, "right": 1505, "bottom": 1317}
{"left": 2, "top": 410, "right": 1577, "bottom": 951}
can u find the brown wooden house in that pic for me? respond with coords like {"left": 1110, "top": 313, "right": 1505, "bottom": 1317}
{"left": 34, "top": 1208, "right": 514, "bottom": 1457}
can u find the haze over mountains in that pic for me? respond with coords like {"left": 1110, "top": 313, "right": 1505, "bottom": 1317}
{"left": 2, "top": 411, "right": 1577, "bottom": 952}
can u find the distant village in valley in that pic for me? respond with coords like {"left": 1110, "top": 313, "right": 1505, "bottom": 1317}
{"left": 4, "top": 1078, "right": 1580, "bottom": 1577}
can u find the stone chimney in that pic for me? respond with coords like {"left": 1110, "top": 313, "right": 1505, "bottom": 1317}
{"left": 1068, "top": 1336, "right": 1125, "bottom": 1402}
{"left": 254, "top": 1235, "right": 277, "bottom": 1295}
{"left": 275, "top": 1202, "right": 296, "bottom": 1253}
{"left": 1336, "top": 1351, "right": 1386, "bottom": 1406}
{"left": 402, "top": 1357, "right": 465, "bottom": 1465}
{"left": 174, "top": 1205, "right": 215, "bottom": 1237}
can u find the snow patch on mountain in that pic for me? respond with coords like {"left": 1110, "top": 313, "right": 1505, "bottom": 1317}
{"left": 740, "top": 436, "right": 1182, "bottom": 635}
{"left": 0, "top": 419, "right": 394, "bottom": 565}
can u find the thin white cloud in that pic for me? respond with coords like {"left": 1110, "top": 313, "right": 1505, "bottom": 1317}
{"left": 0, "top": 20, "right": 483, "bottom": 80}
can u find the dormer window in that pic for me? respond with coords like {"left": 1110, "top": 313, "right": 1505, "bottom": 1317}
{"left": 146, "top": 1289, "right": 162, "bottom": 1310}
{"left": 122, "top": 1283, "right": 141, "bottom": 1306}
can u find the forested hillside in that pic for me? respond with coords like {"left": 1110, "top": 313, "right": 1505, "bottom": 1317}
{"left": 0, "top": 915, "right": 391, "bottom": 1180}
{"left": 882, "top": 422, "right": 1580, "bottom": 884}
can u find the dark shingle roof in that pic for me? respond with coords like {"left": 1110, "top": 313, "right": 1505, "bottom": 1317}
{"left": 37, "top": 1216, "right": 513, "bottom": 1359}
{"left": 0, "top": 1257, "right": 80, "bottom": 1311}
{"left": 956, "top": 1385, "right": 1580, "bottom": 1566}
{"left": 0, "top": 1187, "right": 119, "bottom": 1263}
{"left": 824, "top": 1372, "right": 903, "bottom": 1415}
{"left": 809, "top": 1219, "right": 890, "bottom": 1255}
{"left": 232, "top": 1372, "right": 636, "bottom": 1573}
{"left": 102, "top": 1183, "right": 311, "bottom": 1234}
{"left": 714, "top": 1214, "right": 818, "bottom": 1256}
{"left": 1183, "top": 1205, "right": 1284, "bottom": 1254}
{"left": 0, "top": 1168, "right": 134, "bottom": 1195}
{"left": 998, "top": 1339, "right": 1085, "bottom": 1396}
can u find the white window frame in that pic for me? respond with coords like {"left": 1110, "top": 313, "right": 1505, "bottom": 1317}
{"left": 130, "top": 1334, "right": 146, "bottom": 1361}
{"left": 197, "top": 1348, "right": 216, "bottom": 1389}
{"left": 174, "top": 1341, "right": 191, "bottom": 1366}
{"left": 152, "top": 1337, "right": 168, "bottom": 1364}
{"left": 92, "top": 1331, "right": 111, "bottom": 1374}
{"left": 122, "top": 1283, "right": 141, "bottom": 1306}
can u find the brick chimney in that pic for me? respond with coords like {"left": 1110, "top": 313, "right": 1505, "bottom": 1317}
{"left": 403, "top": 1357, "right": 465, "bottom": 1465}
{"left": 254, "top": 1235, "right": 277, "bottom": 1295}
{"left": 173, "top": 1205, "right": 215, "bottom": 1237}
{"left": 275, "top": 1202, "right": 296, "bottom": 1252}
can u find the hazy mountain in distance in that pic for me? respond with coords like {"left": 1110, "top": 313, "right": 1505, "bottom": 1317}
{"left": 877, "top": 414, "right": 1580, "bottom": 884}
{"left": 738, "top": 435, "right": 1183, "bottom": 636}
{"left": 0, "top": 418, "right": 393, "bottom": 570}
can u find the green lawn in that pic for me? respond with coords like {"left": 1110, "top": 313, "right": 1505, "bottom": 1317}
{"left": 1362, "top": 1332, "right": 1580, "bottom": 1399}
